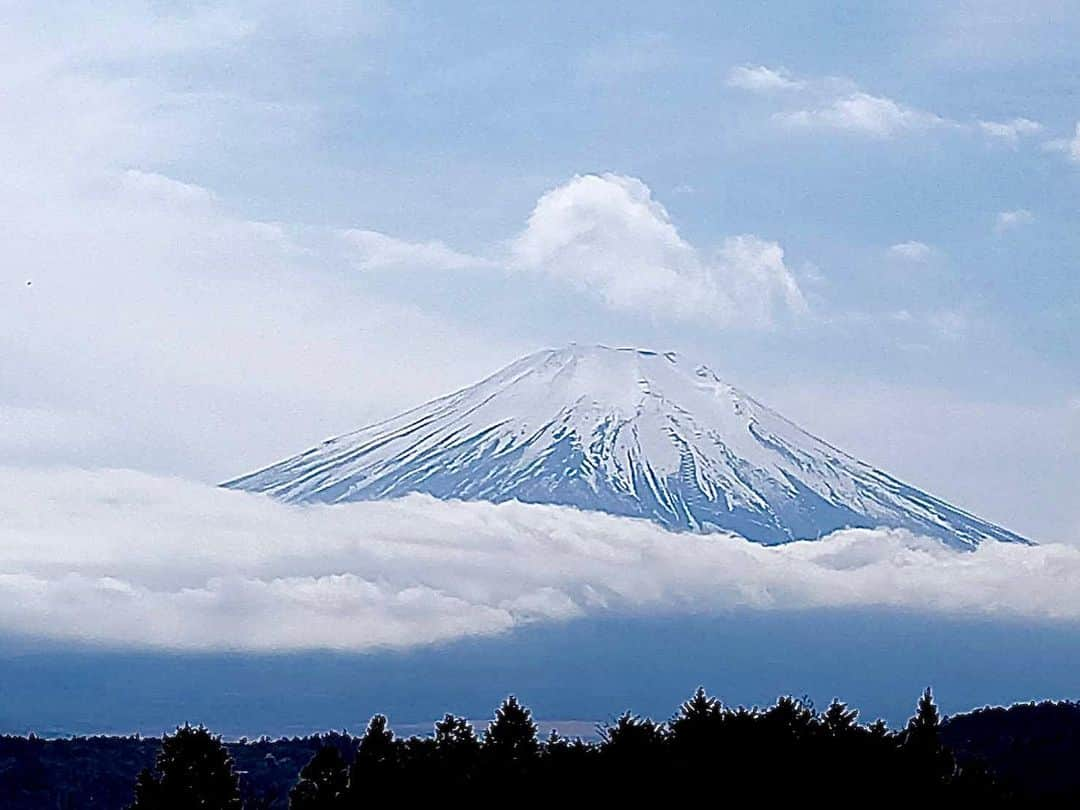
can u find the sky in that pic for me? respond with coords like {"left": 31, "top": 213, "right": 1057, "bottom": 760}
{"left": 2, "top": 0, "right": 1079, "bottom": 562}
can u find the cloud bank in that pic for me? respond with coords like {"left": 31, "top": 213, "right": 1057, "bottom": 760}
{"left": 1, "top": 468, "right": 1077, "bottom": 653}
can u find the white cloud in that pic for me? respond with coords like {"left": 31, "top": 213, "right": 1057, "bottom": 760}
{"left": 0, "top": 467, "right": 1078, "bottom": 652}
{"left": 1043, "top": 122, "right": 1080, "bottom": 163}
{"left": 888, "top": 241, "right": 934, "bottom": 262}
{"left": 726, "top": 65, "right": 803, "bottom": 92}
{"left": 511, "top": 174, "right": 806, "bottom": 326}
{"left": 340, "top": 228, "right": 491, "bottom": 271}
{"left": 731, "top": 66, "right": 1045, "bottom": 148}
{"left": 995, "top": 209, "right": 1035, "bottom": 231}
{"left": 978, "top": 117, "right": 1043, "bottom": 145}
{"left": 120, "top": 169, "right": 218, "bottom": 206}
{"left": 0, "top": 5, "right": 521, "bottom": 482}
{"left": 777, "top": 92, "right": 948, "bottom": 138}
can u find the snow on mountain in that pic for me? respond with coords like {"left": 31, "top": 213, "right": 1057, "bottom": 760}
{"left": 224, "top": 344, "right": 1029, "bottom": 549}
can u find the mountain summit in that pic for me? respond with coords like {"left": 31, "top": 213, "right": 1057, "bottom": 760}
{"left": 225, "top": 344, "right": 1028, "bottom": 549}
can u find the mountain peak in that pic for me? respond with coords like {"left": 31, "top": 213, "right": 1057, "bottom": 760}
{"left": 224, "top": 344, "right": 1029, "bottom": 549}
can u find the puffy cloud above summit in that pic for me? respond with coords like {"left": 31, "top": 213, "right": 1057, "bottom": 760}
{"left": 512, "top": 174, "right": 807, "bottom": 327}
{"left": 1, "top": 467, "right": 1078, "bottom": 652}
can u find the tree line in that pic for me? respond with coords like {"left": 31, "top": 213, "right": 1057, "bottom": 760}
{"left": 127, "top": 687, "right": 1014, "bottom": 807}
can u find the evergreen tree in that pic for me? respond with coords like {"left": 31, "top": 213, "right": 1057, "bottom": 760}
{"left": 434, "top": 714, "right": 480, "bottom": 756}
{"left": 822, "top": 699, "right": 859, "bottom": 737}
{"left": 599, "top": 712, "right": 666, "bottom": 755}
{"left": 128, "top": 725, "right": 241, "bottom": 810}
{"left": 483, "top": 696, "right": 538, "bottom": 763}
{"left": 355, "top": 715, "right": 395, "bottom": 767}
{"left": 346, "top": 715, "right": 398, "bottom": 801}
{"left": 902, "top": 688, "right": 955, "bottom": 788}
{"left": 433, "top": 714, "right": 480, "bottom": 785}
{"left": 669, "top": 687, "right": 723, "bottom": 751}
{"left": 289, "top": 745, "right": 348, "bottom": 809}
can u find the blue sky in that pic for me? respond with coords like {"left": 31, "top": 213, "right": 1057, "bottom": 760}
{"left": 2, "top": 1, "right": 1079, "bottom": 541}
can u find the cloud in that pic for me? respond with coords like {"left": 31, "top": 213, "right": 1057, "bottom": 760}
{"left": 511, "top": 174, "right": 806, "bottom": 326}
{"left": 731, "top": 66, "right": 1046, "bottom": 146}
{"left": 0, "top": 468, "right": 1078, "bottom": 652}
{"left": 1043, "top": 122, "right": 1080, "bottom": 163}
{"left": 978, "top": 117, "right": 1043, "bottom": 145}
{"left": 339, "top": 228, "right": 491, "bottom": 271}
{"left": 777, "top": 92, "right": 949, "bottom": 138}
{"left": 121, "top": 169, "right": 218, "bottom": 206}
{"left": 0, "top": 4, "right": 522, "bottom": 482}
{"left": 726, "top": 65, "right": 803, "bottom": 92}
{"left": 995, "top": 209, "right": 1035, "bottom": 232}
{"left": 727, "top": 66, "right": 949, "bottom": 138}
{"left": 888, "top": 241, "right": 934, "bottom": 262}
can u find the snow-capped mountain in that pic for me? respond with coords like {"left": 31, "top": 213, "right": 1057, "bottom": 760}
{"left": 225, "top": 344, "right": 1028, "bottom": 549}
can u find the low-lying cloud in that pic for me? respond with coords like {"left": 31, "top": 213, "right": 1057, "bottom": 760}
{"left": 2, "top": 468, "right": 1078, "bottom": 653}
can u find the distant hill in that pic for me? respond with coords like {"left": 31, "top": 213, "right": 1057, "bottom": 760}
{"left": 944, "top": 700, "right": 1080, "bottom": 800}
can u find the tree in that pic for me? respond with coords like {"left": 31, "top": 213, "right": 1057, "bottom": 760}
{"left": 599, "top": 712, "right": 666, "bottom": 756}
{"left": 822, "top": 699, "right": 859, "bottom": 737}
{"left": 484, "top": 696, "right": 538, "bottom": 764}
{"left": 290, "top": 746, "right": 348, "bottom": 809}
{"left": 669, "top": 687, "right": 723, "bottom": 750}
{"left": 433, "top": 713, "right": 480, "bottom": 783}
{"left": 902, "top": 688, "right": 955, "bottom": 788}
{"left": 128, "top": 725, "right": 241, "bottom": 810}
{"left": 346, "top": 715, "right": 399, "bottom": 801}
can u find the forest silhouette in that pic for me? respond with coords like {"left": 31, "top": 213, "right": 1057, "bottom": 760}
{"left": 5, "top": 687, "right": 1080, "bottom": 807}
{"left": 119, "top": 687, "right": 1012, "bottom": 808}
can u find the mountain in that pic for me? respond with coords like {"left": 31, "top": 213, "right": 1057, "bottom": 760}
{"left": 224, "top": 344, "right": 1028, "bottom": 549}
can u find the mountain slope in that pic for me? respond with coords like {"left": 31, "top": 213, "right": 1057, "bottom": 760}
{"left": 224, "top": 345, "right": 1029, "bottom": 549}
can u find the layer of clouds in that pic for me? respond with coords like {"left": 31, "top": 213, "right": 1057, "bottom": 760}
{"left": 511, "top": 174, "right": 807, "bottom": 326}
{"left": 2, "top": 468, "right": 1078, "bottom": 652}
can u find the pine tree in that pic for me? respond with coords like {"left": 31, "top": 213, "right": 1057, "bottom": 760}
{"left": 669, "top": 687, "right": 722, "bottom": 750}
{"left": 356, "top": 715, "right": 395, "bottom": 766}
{"left": 433, "top": 714, "right": 480, "bottom": 784}
{"left": 599, "top": 712, "right": 666, "bottom": 753}
{"left": 822, "top": 699, "right": 859, "bottom": 737}
{"left": 484, "top": 696, "right": 539, "bottom": 763}
{"left": 902, "top": 688, "right": 955, "bottom": 788}
{"left": 434, "top": 714, "right": 480, "bottom": 755}
{"left": 129, "top": 725, "right": 241, "bottom": 810}
{"left": 346, "top": 715, "right": 398, "bottom": 800}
